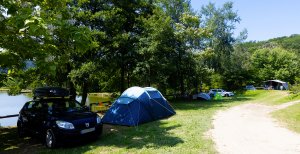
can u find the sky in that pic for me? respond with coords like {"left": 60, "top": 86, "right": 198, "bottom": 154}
{"left": 190, "top": 0, "right": 300, "bottom": 41}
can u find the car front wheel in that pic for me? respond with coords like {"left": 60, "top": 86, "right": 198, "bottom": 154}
{"left": 45, "top": 129, "right": 57, "bottom": 148}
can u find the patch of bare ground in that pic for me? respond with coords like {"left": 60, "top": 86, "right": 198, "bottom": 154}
{"left": 211, "top": 101, "right": 300, "bottom": 154}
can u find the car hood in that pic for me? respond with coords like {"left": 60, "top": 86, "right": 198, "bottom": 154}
{"left": 55, "top": 111, "right": 97, "bottom": 122}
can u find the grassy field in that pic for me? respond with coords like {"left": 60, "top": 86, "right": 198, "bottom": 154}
{"left": 271, "top": 92, "right": 300, "bottom": 134}
{"left": 242, "top": 90, "right": 300, "bottom": 105}
{"left": 0, "top": 90, "right": 299, "bottom": 154}
{"left": 272, "top": 103, "right": 300, "bottom": 134}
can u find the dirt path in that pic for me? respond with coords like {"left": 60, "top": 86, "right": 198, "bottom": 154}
{"left": 211, "top": 101, "right": 300, "bottom": 154}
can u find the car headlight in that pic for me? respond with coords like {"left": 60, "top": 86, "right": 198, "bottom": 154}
{"left": 96, "top": 115, "right": 102, "bottom": 124}
{"left": 56, "top": 120, "right": 75, "bottom": 129}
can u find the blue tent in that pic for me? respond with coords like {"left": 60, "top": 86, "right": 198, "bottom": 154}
{"left": 102, "top": 87, "right": 176, "bottom": 126}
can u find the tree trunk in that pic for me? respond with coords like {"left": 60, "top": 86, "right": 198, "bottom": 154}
{"left": 81, "top": 81, "right": 88, "bottom": 106}
{"left": 180, "top": 73, "right": 184, "bottom": 96}
{"left": 121, "top": 64, "right": 125, "bottom": 94}
{"left": 67, "top": 63, "right": 76, "bottom": 100}
{"left": 69, "top": 80, "right": 77, "bottom": 100}
{"left": 178, "top": 48, "right": 185, "bottom": 96}
{"left": 148, "top": 65, "right": 151, "bottom": 87}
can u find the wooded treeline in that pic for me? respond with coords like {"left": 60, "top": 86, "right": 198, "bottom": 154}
{"left": 1, "top": 0, "right": 299, "bottom": 104}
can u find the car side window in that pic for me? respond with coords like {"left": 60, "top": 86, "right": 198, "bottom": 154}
{"left": 47, "top": 102, "right": 53, "bottom": 109}
{"left": 26, "top": 102, "right": 35, "bottom": 110}
{"left": 23, "top": 101, "right": 41, "bottom": 112}
{"left": 34, "top": 102, "right": 42, "bottom": 110}
{"left": 45, "top": 102, "right": 54, "bottom": 114}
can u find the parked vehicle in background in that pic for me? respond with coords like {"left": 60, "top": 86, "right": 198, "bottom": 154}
{"left": 245, "top": 85, "right": 256, "bottom": 90}
{"left": 208, "top": 89, "right": 234, "bottom": 97}
{"left": 17, "top": 87, "right": 103, "bottom": 148}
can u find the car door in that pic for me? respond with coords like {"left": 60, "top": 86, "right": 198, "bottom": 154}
{"left": 21, "top": 101, "right": 37, "bottom": 133}
{"left": 211, "top": 89, "right": 216, "bottom": 96}
{"left": 219, "top": 89, "right": 225, "bottom": 96}
{"left": 31, "top": 101, "right": 48, "bottom": 135}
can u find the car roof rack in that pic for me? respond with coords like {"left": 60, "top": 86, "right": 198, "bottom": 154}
{"left": 33, "top": 87, "right": 70, "bottom": 100}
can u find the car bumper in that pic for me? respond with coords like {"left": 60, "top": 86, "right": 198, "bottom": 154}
{"left": 53, "top": 124, "right": 103, "bottom": 142}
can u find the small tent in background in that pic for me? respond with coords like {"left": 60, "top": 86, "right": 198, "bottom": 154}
{"left": 197, "top": 93, "right": 211, "bottom": 100}
{"left": 102, "top": 87, "right": 176, "bottom": 126}
{"left": 263, "top": 80, "right": 288, "bottom": 90}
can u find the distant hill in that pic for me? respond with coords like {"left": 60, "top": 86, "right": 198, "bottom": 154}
{"left": 241, "top": 34, "right": 300, "bottom": 53}
{"left": 269, "top": 34, "right": 300, "bottom": 53}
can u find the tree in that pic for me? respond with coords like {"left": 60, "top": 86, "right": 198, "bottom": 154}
{"left": 155, "top": 0, "right": 209, "bottom": 95}
{"left": 134, "top": 8, "right": 175, "bottom": 90}
{"left": 83, "top": 0, "right": 155, "bottom": 93}
{"left": 0, "top": 1, "right": 49, "bottom": 94}
{"left": 251, "top": 47, "right": 299, "bottom": 84}
{"left": 222, "top": 44, "right": 255, "bottom": 89}
{"left": 0, "top": 0, "right": 97, "bottom": 99}
{"left": 201, "top": 2, "right": 240, "bottom": 71}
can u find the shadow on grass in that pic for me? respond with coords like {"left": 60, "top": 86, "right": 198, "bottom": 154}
{"left": 41, "top": 121, "right": 183, "bottom": 153}
{"left": 0, "top": 127, "right": 44, "bottom": 154}
{"left": 0, "top": 120, "right": 183, "bottom": 153}
{"left": 97, "top": 121, "right": 183, "bottom": 149}
{"left": 70, "top": 121, "right": 183, "bottom": 151}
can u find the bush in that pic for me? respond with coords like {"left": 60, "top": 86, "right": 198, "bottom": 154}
{"left": 290, "top": 84, "right": 300, "bottom": 94}
{"left": 4, "top": 77, "right": 23, "bottom": 95}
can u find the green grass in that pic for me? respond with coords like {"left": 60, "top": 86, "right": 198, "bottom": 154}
{"left": 244, "top": 90, "right": 298, "bottom": 105}
{"left": 0, "top": 90, "right": 298, "bottom": 154}
{"left": 272, "top": 103, "right": 300, "bottom": 133}
{"left": 271, "top": 92, "right": 300, "bottom": 134}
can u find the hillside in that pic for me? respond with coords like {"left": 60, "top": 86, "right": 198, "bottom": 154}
{"left": 242, "top": 34, "right": 300, "bottom": 53}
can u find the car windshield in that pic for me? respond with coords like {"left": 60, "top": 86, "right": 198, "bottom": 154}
{"left": 47, "top": 100, "right": 84, "bottom": 113}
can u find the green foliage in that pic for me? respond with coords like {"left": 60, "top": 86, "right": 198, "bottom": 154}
{"left": 222, "top": 44, "right": 255, "bottom": 89}
{"left": 200, "top": 2, "right": 247, "bottom": 90}
{"left": 201, "top": 2, "right": 240, "bottom": 71}
{"left": 69, "top": 62, "right": 97, "bottom": 85}
{"left": 251, "top": 47, "right": 299, "bottom": 83}
{"left": 4, "top": 77, "right": 23, "bottom": 95}
{"left": 290, "top": 78, "right": 300, "bottom": 94}
{"left": 269, "top": 34, "right": 300, "bottom": 54}
{"left": 210, "top": 73, "right": 224, "bottom": 88}
{"left": 0, "top": 73, "right": 6, "bottom": 87}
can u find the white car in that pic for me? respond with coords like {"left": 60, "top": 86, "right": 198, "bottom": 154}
{"left": 208, "top": 89, "right": 234, "bottom": 97}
